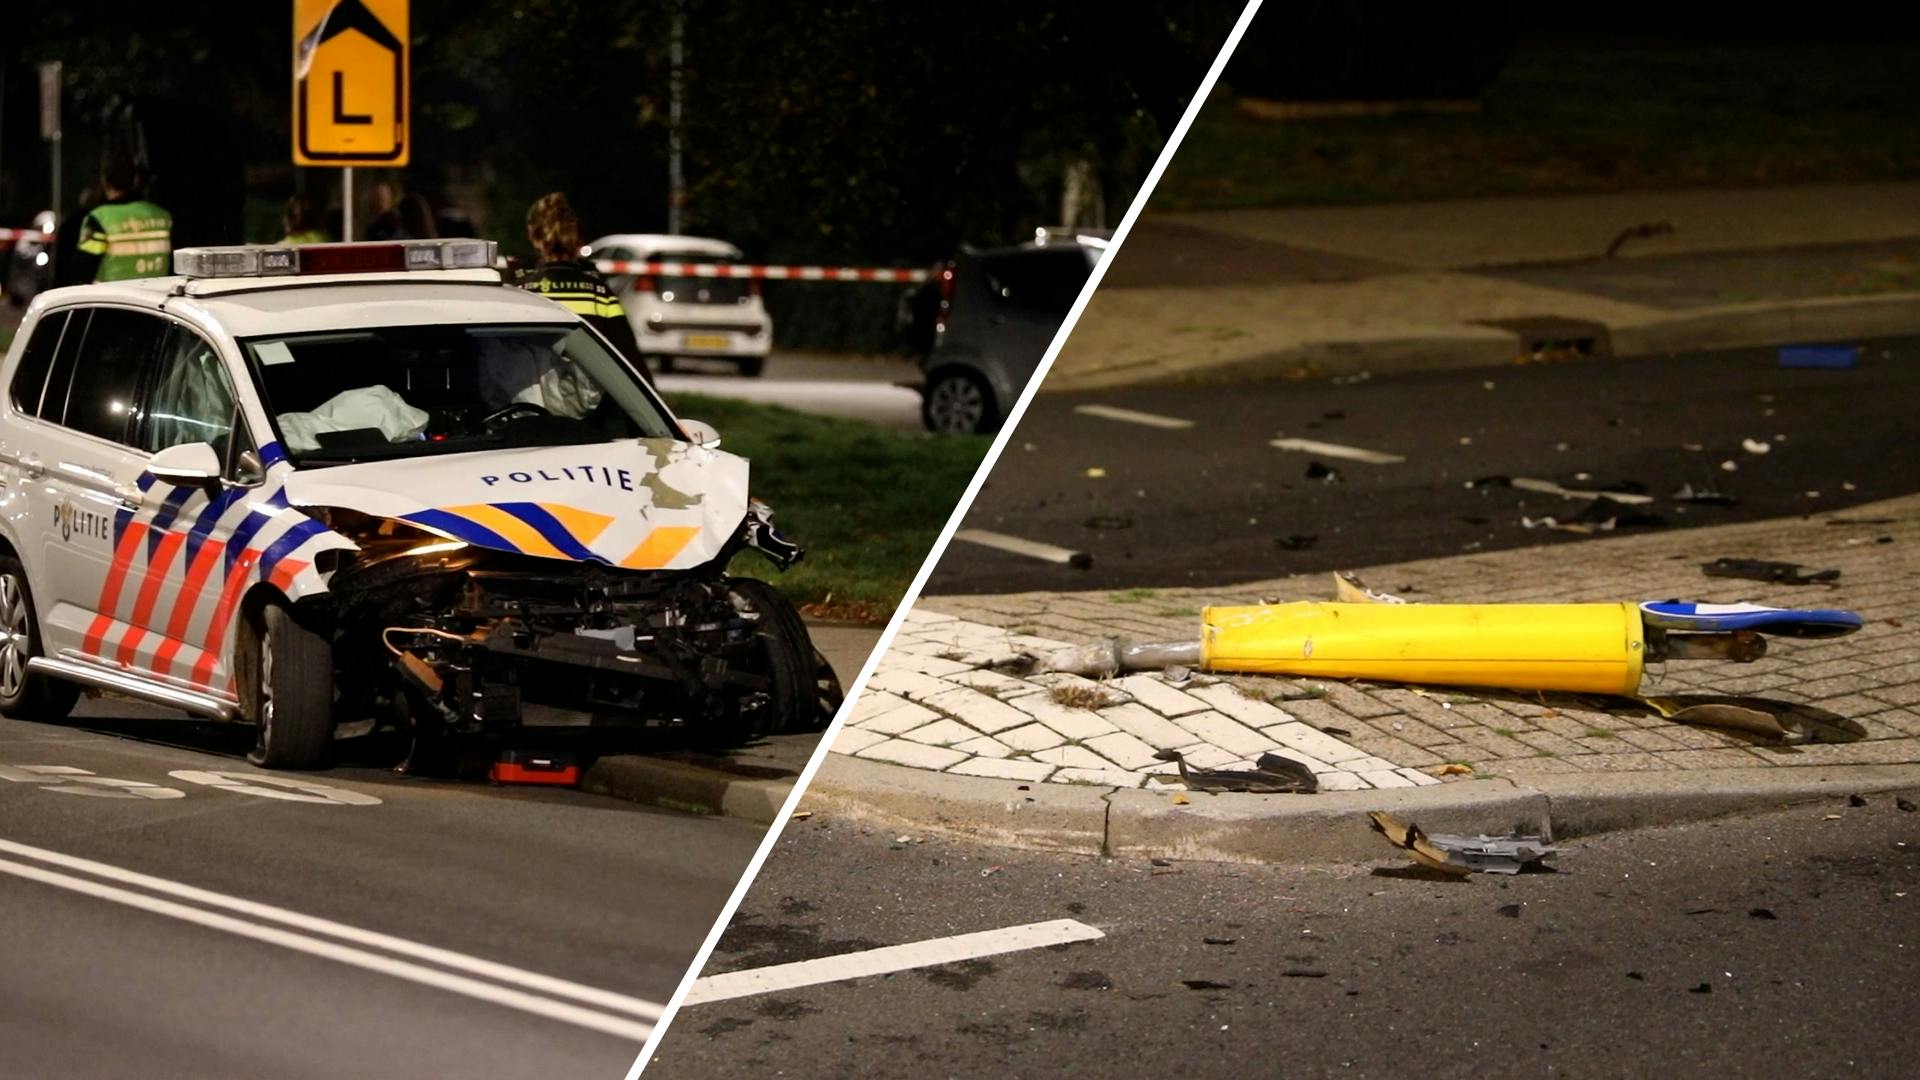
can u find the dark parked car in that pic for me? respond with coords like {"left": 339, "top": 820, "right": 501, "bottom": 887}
{"left": 909, "top": 231, "right": 1106, "bottom": 433}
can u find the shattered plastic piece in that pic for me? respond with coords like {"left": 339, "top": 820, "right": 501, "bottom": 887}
{"left": 1334, "top": 571, "right": 1407, "bottom": 605}
{"left": 1672, "top": 483, "right": 1739, "bottom": 506}
{"left": 1743, "top": 438, "right": 1772, "bottom": 455}
{"left": 1154, "top": 749, "right": 1318, "bottom": 794}
{"left": 1702, "top": 557, "right": 1839, "bottom": 586}
{"left": 1368, "top": 811, "right": 1557, "bottom": 875}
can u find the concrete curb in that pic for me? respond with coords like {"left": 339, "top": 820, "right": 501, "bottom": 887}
{"left": 1051, "top": 291, "right": 1920, "bottom": 389}
{"left": 581, "top": 755, "right": 792, "bottom": 826}
{"left": 801, "top": 754, "right": 1920, "bottom": 865}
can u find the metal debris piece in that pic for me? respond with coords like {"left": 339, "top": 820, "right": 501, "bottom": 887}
{"left": 1367, "top": 810, "right": 1557, "bottom": 875}
{"left": 1641, "top": 696, "right": 1793, "bottom": 740}
{"left": 1154, "top": 749, "right": 1318, "bottom": 794}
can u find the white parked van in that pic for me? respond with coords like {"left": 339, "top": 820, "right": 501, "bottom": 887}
{"left": 585, "top": 234, "right": 775, "bottom": 377}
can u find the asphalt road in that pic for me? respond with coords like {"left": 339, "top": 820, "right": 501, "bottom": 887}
{"left": 1, "top": 698, "right": 763, "bottom": 1079}
{"left": 645, "top": 790, "right": 1920, "bottom": 1079}
{"left": 930, "top": 337, "right": 1920, "bottom": 594}
{"left": 657, "top": 352, "right": 923, "bottom": 430}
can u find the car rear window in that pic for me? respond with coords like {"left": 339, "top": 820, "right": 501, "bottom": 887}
{"left": 641, "top": 252, "right": 750, "bottom": 305}
{"left": 981, "top": 249, "right": 1092, "bottom": 315}
{"left": 8, "top": 310, "right": 67, "bottom": 417}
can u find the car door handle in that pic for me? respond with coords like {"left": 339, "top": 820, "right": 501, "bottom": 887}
{"left": 18, "top": 454, "right": 43, "bottom": 479}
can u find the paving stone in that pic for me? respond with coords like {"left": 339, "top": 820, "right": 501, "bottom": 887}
{"left": 1004, "top": 694, "right": 1119, "bottom": 741}
{"left": 920, "top": 686, "right": 1035, "bottom": 734}
{"left": 885, "top": 653, "right": 976, "bottom": 678}
{"left": 1168, "top": 743, "right": 1240, "bottom": 770}
{"left": 1344, "top": 755, "right": 1402, "bottom": 774}
{"left": 997, "top": 723, "right": 1067, "bottom": 753}
{"left": 830, "top": 727, "right": 888, "bottom": 756}
{"left": 953, "top": 735, "right": 1013, "bottom": 759}
{"left": 1171, "top": 710, "right": 1279, "bottom": 759}
{"left": 1188, "top": 683, "right": 1297, "bottom": 729}
{"left": 1050, "top": 767, "right": 1147, "bottom": 789}
{"left": 1085, "top": 731, "right": 1163, "bottom": 771}
{"left": 1612, "top": 728, "right": 1691, "bottom": 753}
{"left": 942, "top": 669, "right": 1035, "bottom": 696}
{"left": 948, "top": 757, "right": 1055, "bottom": 783}
{"left": 1111, "top": 675, "right": 1210, "bottom": 717}
{"left": 901, "top": 718, "right": 978, "bottom": 747}
{"left": 1315, "top": 771, "right": 1367, "bottom": 791}
{"left": 1359, "top": 769, "right": 1415, "bottom": 789}
{"left": 858, "top": 700, "right": 944, "bottom": 736}
{"left": 850, "top": 691, "right": 907, "bottom": 724}
{"left": 1031, "top": 745, "right": 1122, "bottom": 770}
{"left": 866, "top": 668, "right": 960, "bottom": 701}
{"left": 1098, "top": 703, "right": 1201, "bottom": 750}
{"left": 1348, "top": 735, "right": 1444, "bottom": 768}
{"left": 902, "top": 608, "right": 957, "bottom": 625}
{"left": 1395, "top": 767, "right": 1442, "bottom": 787}
{"left": 855, "top": 739, "right": 969, "bottom": 770}
{"left": 1261, "top": 721, "right": 1367, "bottom": 764}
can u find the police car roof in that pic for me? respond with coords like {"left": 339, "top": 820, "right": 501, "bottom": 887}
{"left": 35, "top": 271, "right": 576, "bottom": 340}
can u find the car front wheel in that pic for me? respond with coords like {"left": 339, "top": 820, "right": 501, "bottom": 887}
{"left": 242, "top": 602, "right": 335, "bottom": 769}
{"left": 922, "top": 368, "right": 998, "bottom": 434}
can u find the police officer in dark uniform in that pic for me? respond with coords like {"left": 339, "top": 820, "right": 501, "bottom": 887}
{"left": 514, "top": 192, "right": 650, "bottom": 383}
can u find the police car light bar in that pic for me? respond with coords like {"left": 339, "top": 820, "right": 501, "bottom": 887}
{"left": 173, "top": 239, "right": 498, "bottom": 279}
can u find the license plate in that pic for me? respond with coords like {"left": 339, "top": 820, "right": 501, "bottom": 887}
{"left": 685, "top": 334, "right": 731, "bottom": 350}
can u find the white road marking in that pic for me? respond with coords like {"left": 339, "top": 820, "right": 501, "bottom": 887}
{"left": 681, "top": 919, "right": 1105, "bottom": 1005}
{"left": 1269, "top": 437, "right": 1406, "bottom": 464}
{"left": 955, "top": 529, "right": 1089, "bottom": 566}
{"left": 1073, "top": 404, "right": 1195, "bottom": 430}
{"left": 168, "top": 769, "right": 383, "bottom": 806}
{"left": 1508, "top": 477, "right": 1655, "bottom": 505}
{"left": 0, "top": 854, "right": 655, "bottom": 1042}
{"left": 0, "top": 837, "right": 662, "bottom": 1023}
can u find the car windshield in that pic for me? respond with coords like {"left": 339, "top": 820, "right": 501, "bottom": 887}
{"left": 241, "top": 322, "right": 680, "bottom": 465}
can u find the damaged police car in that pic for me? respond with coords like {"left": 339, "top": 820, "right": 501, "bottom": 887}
{"left": 0, "top": 239, "right": 832, "bottom": 769}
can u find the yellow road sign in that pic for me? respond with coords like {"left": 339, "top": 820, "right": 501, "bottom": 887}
{"left": 293, "top": 0, "right": 408, "bottom": 165}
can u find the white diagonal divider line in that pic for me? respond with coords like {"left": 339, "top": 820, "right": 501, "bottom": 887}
{"left": 0, "top": 836, "right": 662, "bottom": 1022}
{"left": 0, "top": 855, "right": 656, "bottom": 1042}
{"left": 954, "top": 528, "right": 1089, "bottom": 566}
{"left": 1073, "top": 403, "right": 1196, "bottom": 429}
{"left": 1269, "top": 437, "right": 1406, "bottom": 464}
{"left": 621, "top": 2, "right": 1275, "bottom": 1075}
{"left": 681, "top": 919, "right": 1105, "bottom": 1006}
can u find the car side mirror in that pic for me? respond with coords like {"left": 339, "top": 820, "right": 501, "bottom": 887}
{"left": 147, "top": 442, "right": 223, "bottom": 486}
{"left": 679, "top": 418, "right": 722, "bottom": 449}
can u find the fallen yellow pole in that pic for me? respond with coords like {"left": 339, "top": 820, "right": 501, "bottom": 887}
{"left": 1201, "top": 602, "right": 1646, "bottom": 696}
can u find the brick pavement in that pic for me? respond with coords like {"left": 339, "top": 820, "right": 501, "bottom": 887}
{"left": 830, "top": 495, "right": 1920, "bottom": 789}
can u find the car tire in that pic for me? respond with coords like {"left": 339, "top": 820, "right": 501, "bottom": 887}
{"left": 737, "top": 355, "right": 766, "bottom": 378}
{"left": 0, "top": 556, "right": 79, "bottom": 721}
{"left": 922, "top": 368, "right": 998, "bottom": 434}
{"left": 242, "top": 601, "right": 335, "bottom": 770}
{"left": 725, "top": 578, "right": 818, "bottom": 740}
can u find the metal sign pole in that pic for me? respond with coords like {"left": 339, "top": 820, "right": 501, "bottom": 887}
{"left": 342, "top": 166, "right": 354, "bottom": 241}
{"left": 667, "top": 2, "right": 684, "bottom": 235}
{"left": 39, "top": 61, "right": 62, "bottom": 224}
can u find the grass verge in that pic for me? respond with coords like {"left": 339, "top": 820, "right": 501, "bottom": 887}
{"left": 671, "top": 393, "right": 989, "bottom": 624}
{"left": 1156, "top": 44, "right": 1920, "bottom": 210}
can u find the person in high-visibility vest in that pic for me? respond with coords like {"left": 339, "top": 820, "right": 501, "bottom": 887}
{"left": 277, "top": 194, "right": 329, "bottom": 246}
{"left": 513, "top": 192, "right": 649, "bottom": 383}
{"left": 70, "top": 144, "right": 172, "bottom": 283}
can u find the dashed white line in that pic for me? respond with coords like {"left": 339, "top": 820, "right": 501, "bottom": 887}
{"left": 955, "top": 529, "right": 1092, "bottom": 568}
{"left": 0, "top": 836, "right": 663, "bottom": 1038}
{"left": 681, "top": 919, "right": 1105, "bottom": 1005}
{"left": 1073, "top": 404, "right": 1195, "bottom": 430}
{"left": 1269, "top": 437, "right": 1406, "bottom": 464}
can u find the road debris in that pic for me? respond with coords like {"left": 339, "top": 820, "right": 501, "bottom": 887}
{"left": 1702, "top": 557, "right": 1840, "bottom": 586}
{"left": 1276, "top": 534, "right": 1319, "bottom": 551}
{"left": 1368, "top": 811, "right": 1558, "bottom": 876}
{"left": 1469, "top": 475, "right": 1655, "bottom": 505}
{"left": 1742, "top": 438, "right": 1772, "bottom": 455}
{"left": 1305, "top": 461, "right": 1345, "bottom": 483}
{"left": 1898, "top": 798, "right": 1917, "bottom": 813}
{"left": 1672, "top": 483, "right": 1739, "bottom": 506}
{"left": 1334, "top": 571, "right": 1407, "bottom": 604}
{"left": 1641, "top": 696, "right": 1792, "bottom": 740}
{"left": 1153, "top": 750, "right": 1318, "bottom": 794}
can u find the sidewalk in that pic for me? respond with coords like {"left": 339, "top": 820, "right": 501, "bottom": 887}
{"left": 812, "top": 497, "right": 1920, "bottom": 857}
{"left": 1060, "top": 181, "right": 1920, "bottom": 388}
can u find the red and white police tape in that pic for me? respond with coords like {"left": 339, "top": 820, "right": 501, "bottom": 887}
{"left": 595, "top": 260, "right": 929, "bottom": 283}
{"left": 0, "top": 228, "right": 51, "bottom": 245}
